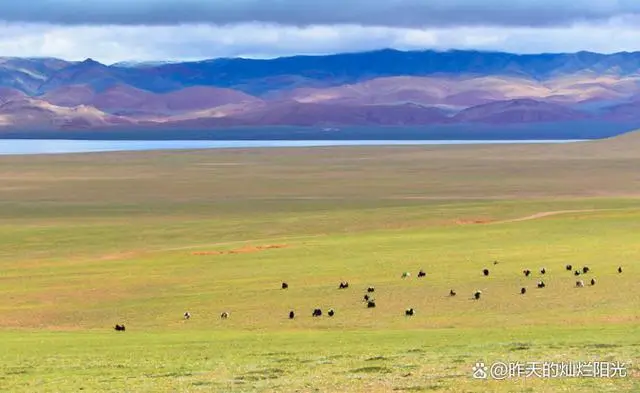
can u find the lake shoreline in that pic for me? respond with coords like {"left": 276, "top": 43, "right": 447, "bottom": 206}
{"left": 0, "top": 139, "right": 588, "bottom": 156}
{"left": 0, "top": 120, "right": 637, "bottom": 142}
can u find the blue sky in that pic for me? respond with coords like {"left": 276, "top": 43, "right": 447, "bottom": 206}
{"left": 1, "top": 0, "right": 640, "bottom": 63}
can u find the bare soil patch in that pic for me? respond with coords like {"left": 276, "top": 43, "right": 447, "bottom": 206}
{"left": 455, "top": 209, "right": 604, "bottom": 226}
{"left": 455, "top": 218, "right": 494, "bottom": 225}
{"left": 192, "top": 244, "right": 289, "bottom": 256}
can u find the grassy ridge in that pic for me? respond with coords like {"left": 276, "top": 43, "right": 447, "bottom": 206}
{"left": 0, "top": 140, "right": 638, "bottom": 391}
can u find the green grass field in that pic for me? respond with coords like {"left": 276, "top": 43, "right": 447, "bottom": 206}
{"left": 0, "top": 136, "right": 639, "bottom": 392}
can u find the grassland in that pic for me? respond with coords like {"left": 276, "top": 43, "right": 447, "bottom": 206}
{"left": 0, "top": 134, "right": 639, "bottom": 392}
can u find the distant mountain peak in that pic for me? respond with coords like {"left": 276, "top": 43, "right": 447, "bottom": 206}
{"left": 2, "top": 49, "right": 640, "bottom": 129}
{"left": 78, "top": 58, "right": 105, "bottom": 67}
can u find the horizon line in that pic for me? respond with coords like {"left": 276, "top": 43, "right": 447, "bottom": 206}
{"left": 4, "top": 47, "right": 640, "bottom": 66}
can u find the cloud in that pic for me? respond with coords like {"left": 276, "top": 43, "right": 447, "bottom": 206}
{"left": 3, "top": 21, "right": 640, "bottom": 64}
{"left": 1, "top": 0, "right": 640, "bottom": 28}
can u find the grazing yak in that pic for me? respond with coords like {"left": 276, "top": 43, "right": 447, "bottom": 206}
{"left": 566, "top": 264, "right": 573, "bottom": 271}
{"left": 449, "top": 289, "right": 457, "bottom": 297}
{"left": 367, "top": 300, "right": 376, "bottom": 308}
{"left": 473, "top": 290, "right": 482, "bottom": 300}
{"left": 523, "top": 269, "right": 531, "bottom": 277}
{"left": 537, "top": 281, "right": 546, "bottom": 288}
{"left": 338, "top": 281, "right": 349, "bottom": 289}
{"left": 328, "top": 308, "right": 335, "bottom": 317}
{"left": 312, "top": 308, "right": 322, "bottom": 317}
{"left": 183, "top": 312, "right": 191, "bottom": 320}
{"left": 289, "top": 311, "right": 295, "bottom": 319}
{"left": 402, "top": 272, "right": 411, "bottom": 279}
{"left": 576, "top": 280, "right": 584, "bottom": 288}
{"left": 483, "top": 268, "right": 490, "bottom": 276}
{"left": 583, "top": 266, "right": 590, "bottom": 274}
{"left": 540, "top": 268, "right": 546, "bottom": 275}
{"left": 520, "top": 287, "right": 526, "bottom": 295}
{"left": 590, "top": 278, "right": 596, "bottom": 286}
{"left": 367, "top": 286, "right": 375, "bottom": 293}
{"left": 220, "top": 312, "right": 229, "bottom": 319}
{"left": 405, "top": 308, "right": 414, "bottom": 316}
{"left": 618, "top": 266, "right": 623, "bottom": 273}
{"left": 281, "top": 282, "right": 289, "bottom": 289}
{"left": 417, "top": 270, "right": 426, "bottom": 278}
{"left": 574, "top": 270, "right": 581, "bottom": 276}
{"left": 363, "top": 294, "right": 370, "bottom": 302}
{"left": 114, "top": 324, "right": 126, "bottom": 331}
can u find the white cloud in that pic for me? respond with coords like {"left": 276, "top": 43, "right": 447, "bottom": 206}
{"left": 2, "top": 20, "right": 640, "bottom": 64}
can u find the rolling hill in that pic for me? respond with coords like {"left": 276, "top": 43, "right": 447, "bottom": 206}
{"left": 3, "top": 49, "right": 640, "bottom": 133}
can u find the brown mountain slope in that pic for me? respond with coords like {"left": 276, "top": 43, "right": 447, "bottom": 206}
{"left": 275, "top": 75, "right": 640, "bottom": 108}
{"left": 0, "top": 98, "right": 131, "bottom": 129}
{"left": 233, "top": 101, "right": 449, "bottom": 126}
{"left": 452, "top": 99, "right": 590, "bottom": 124}
{"left": 41, "top": 84, "right": 262, "bottom": 116}
{"left": 0, "top": 87, "right": 27, "bottom": 104}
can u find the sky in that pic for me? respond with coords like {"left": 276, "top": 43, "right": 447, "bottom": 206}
{"left": 1, "top": 0, "right": 640, "bottom": 64}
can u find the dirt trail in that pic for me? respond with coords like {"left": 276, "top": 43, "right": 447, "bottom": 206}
{"left": 192, "top": 244, "right": 289, "bottom": 256}
{"left": 159, "top": 234, "right": 327, "bottom": 252}
{"left": 490, "top": 209, "right": 602, "bottom": 224}
{"left": 99, "top": 208, "right": 629, "bottom": 260}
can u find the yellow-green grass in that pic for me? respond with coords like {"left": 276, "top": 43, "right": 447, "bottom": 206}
{"left": 0, "top": 136, "right": 639, "bottom": 392}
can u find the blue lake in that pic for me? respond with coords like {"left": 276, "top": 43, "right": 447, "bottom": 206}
{"left": 0, "top": 139, "right": 587, "bottom": 155}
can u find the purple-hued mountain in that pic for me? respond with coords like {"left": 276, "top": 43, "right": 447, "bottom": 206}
{"left": 2, "top": 49, "right": 640, "bottom": 131}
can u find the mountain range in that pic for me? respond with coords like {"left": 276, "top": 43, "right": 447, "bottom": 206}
{"left": 2, "top": 49, "right": 640, "bottom": 134}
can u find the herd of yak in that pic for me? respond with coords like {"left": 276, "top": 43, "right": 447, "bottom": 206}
{"left": 114, "top": 263, "right": 623, "bottom": 331}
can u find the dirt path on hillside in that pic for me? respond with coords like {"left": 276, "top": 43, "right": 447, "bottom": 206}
{"left": 99, "top": 208, "right": 629, "bottom": 260}
{"left": 490, "top": 209, "right": 602, "bottom": 224}
{"left": 157, "top": 210, "right": 611, "bottom": 251}
{"left": 159, "top": 234, "right": 327, "bottom": 252}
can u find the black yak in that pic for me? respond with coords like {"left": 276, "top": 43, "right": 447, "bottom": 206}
{"left": 312, "top": 308, "right": 322, "bottom": 317}
{"left": 405, "top": 308, "right": 414, "bottom": 316}
{"left": 289, "top": 311, "right": 295, "bottom": 319}
{"left": 114, "top": 324, "right": 126, "bottom": 331}
{"left": 281, "top": 282, "right": 289, "bottom": 289}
